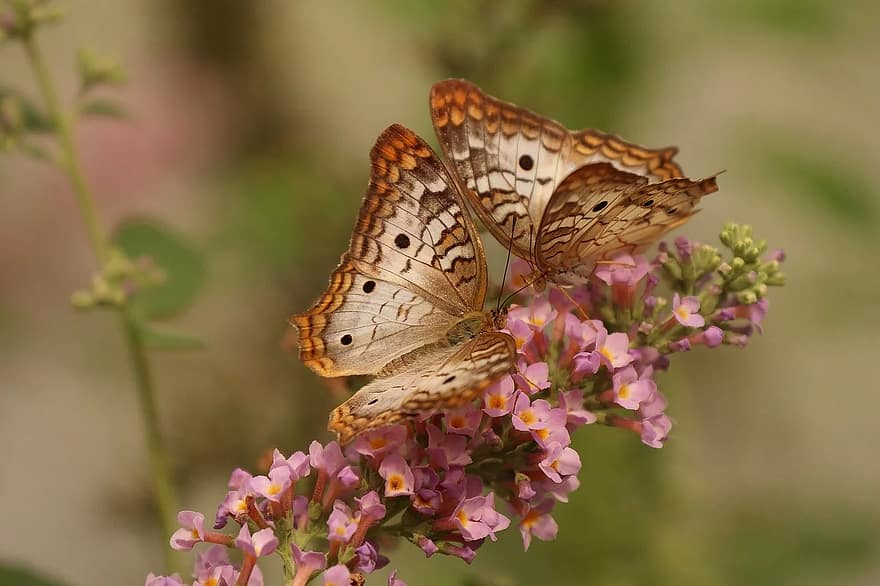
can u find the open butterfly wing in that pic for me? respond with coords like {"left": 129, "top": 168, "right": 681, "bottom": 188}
{"left": 328, "top": 331, "right": 516, "bottom": 443}
{"left": 537, "top": 163, "right": 719, "bottom": 282}
{"left": 293, "top": 125, "right": 490, "bottom": 377}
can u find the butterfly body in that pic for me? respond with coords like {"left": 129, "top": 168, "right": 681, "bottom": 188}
{"left": 430, "top": 79, "right": 719, "bottom": 287}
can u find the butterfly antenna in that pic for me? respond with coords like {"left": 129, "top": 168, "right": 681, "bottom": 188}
{"left": 528, "top": 224, "right": 537, "bottom": 271}
{"left": 558, "top": 286, "right": 590, "bottom": 320}
{"left": 496, "top": 217, "right": 518, "bottom": 313}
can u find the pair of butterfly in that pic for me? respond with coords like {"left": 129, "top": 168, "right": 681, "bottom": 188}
{"left": 293, "top": 79, "right": 718, "bottom": 443}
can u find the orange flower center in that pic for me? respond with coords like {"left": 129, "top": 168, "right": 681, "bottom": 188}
{"left": 388, "top": 474, "right": 404, "bottom": 491}
{"left": 488, "top": 395, "right": 506, "bottom": 409}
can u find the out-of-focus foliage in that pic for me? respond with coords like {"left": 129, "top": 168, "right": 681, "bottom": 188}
{"left": 0, "top": 564, "right": 64, "bottom": 586}
{"left": 113, "top": 218, "right": 206, "bottom": 319}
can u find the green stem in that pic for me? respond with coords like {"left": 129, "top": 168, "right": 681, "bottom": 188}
{"left": 21, "top": 32, "right": 179, "bottom": 571}
{"left": 22, "top": 34, "right": 108, "bottom": 263}
{"left": 122, "top": 308, "right": 178, "bottom": 570}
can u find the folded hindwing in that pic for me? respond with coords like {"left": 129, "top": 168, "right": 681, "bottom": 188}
{"left": 538, "top": 163, "right": 719, "bottom": 282}
{"left": 328, "top": 331, "right": 516, "bottom": 443}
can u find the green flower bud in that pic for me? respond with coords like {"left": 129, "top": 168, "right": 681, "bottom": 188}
{"left": 766, "top": 273, "right": 787, "bottom": 286}
{"left": 71, "top": 290, "right": 96, "bottom": 310}
{"left": 737, "top": 290, "right": 758, "bottom": 305}
{"left": 77, "top": 48, "right": 127, "bottom": 92}
{"left": 92, "top": 274, "right": 111, "bottom": 300}
{"left": 29, "top": 3, "right": 63, "bottom": 25}
{"left": 662, "top": 258, "right": 683, "bottom": 281}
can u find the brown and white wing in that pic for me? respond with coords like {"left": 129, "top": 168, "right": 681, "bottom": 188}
{"left": 430, "top": 79, "right": 682, "bottom": 262}
{"left": 537, "top": 163, "right": 719, "bottom": 282}
{"left": 292, "top": 124, "right": 489, "bottom": 377}
{"left": 328, "top": 331, "right": 515, "bottom": 443}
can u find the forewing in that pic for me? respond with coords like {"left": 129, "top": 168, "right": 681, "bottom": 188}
{"left": 292, "top": 257, "right": 456, "bottom": 377}
{"left": 292, "top": 124, "right": 489, "bottom": 377}
{"left": 328, "top": 332, "right": 516, "bottom": 443}
{"left": 537, "top": 163, "right": 719, "bottom": 281}
{"left": 430, "top": 79, "right": 682, "bottom": 262}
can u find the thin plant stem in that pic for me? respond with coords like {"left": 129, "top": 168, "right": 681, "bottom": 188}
{"left": 121, "top": 307, "right": 178, "bottom": 570}
{"left": 22, "top": 35, "right": 107, "bottom": 263}
{"left": 21, "top": 31, "right": 179, "bottom": 572}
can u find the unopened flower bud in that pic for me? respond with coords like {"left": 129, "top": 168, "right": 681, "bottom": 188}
{"left": 766, "top": 273, "right": 786, "bottom": 286}
{"left": 737, "top": 291, "right": 757, "bottom": 305}
{"left": 71, "top": 290, "right": 95, "bottom": 310}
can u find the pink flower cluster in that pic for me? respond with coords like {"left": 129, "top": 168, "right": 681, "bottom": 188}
{"left": 148, "top": 226, "right": 785, "bottom": 585}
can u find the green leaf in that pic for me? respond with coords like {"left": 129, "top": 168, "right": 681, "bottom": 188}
{"left": 0, "top": 564, "right": 66, "bottom": 586}
{"left": 140, "top": 322, "right": 205, "bottom": 351}
{"left": 113, "top": 218, "right": 206, "bottom": 319}
{"left": 0, "top": 86, "right": 54, "bottom": 133}
{"left": 79, "top": 98, "right": 129, "bottom": 120}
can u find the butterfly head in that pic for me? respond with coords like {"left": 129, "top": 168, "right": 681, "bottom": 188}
{"left": 489, "top": 307, "right": 509, "bottom": 331}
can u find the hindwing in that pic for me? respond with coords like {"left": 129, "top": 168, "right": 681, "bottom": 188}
{"left": 328, "top": 332, "right": 515, "bottom": 443}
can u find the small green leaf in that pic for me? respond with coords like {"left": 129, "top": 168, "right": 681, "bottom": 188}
{"left": 113, "top": 218, "right": 206, "bottom": 319}
{"left": 140, "top": 322, "right": 205, "bottom": 351}
{"left": 0, "top": 563, "right": 66, "bottom": 586}
{"left": 79, "top": 98, "right": 128, "bottom": 120}
{"left": 0, "top": 87, "right": 54, "bottom": 133}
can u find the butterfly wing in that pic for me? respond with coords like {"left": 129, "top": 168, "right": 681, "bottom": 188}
{"left": 537, "top": 163, "right": 719, "bottom": 283}
{"left": 328, "top": 331, "right": 515, "bottom": 443}
{"left": 430, "top": 79, "right": 682, "bottom": 262}
{"left": 292, "top": 124, "right": 489, "bottom": 377}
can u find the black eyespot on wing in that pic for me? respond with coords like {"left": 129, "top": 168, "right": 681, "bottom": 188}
{"left": 340, "top": 334, "right": 353, "bottom": 345}
{"left": 443, "top": 375, "right": 456, "bottom": 384}
{"left": 367, "top": 398, "right": 378, "bottom": 405}
{"left": 642, "top": 199, "right": 654, "bottom": 208}
{"left": 667, "top": 208, "right": 677, "bottom": 215}
{"left": 592, "top": 200, "right": 608, "bottom": 212}
{"left": 362, "top": 280, "right": 376, "bottom": 293}
{"left": 394, "top": 233, "right": 410, "bottom": 248}
{"left": 518, "top": 155, "right": 534, "bottom": 171}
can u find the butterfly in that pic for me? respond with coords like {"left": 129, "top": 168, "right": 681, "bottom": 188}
{"left": 292, "top": 124, "right": 516, "bottom": 443}
{"left": 430, "top": 79, "right": 719, "bottom": 287}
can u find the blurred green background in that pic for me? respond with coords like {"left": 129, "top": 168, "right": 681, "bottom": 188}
{"left": 1, "top": 1, "right": 879, "bottom": 584}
